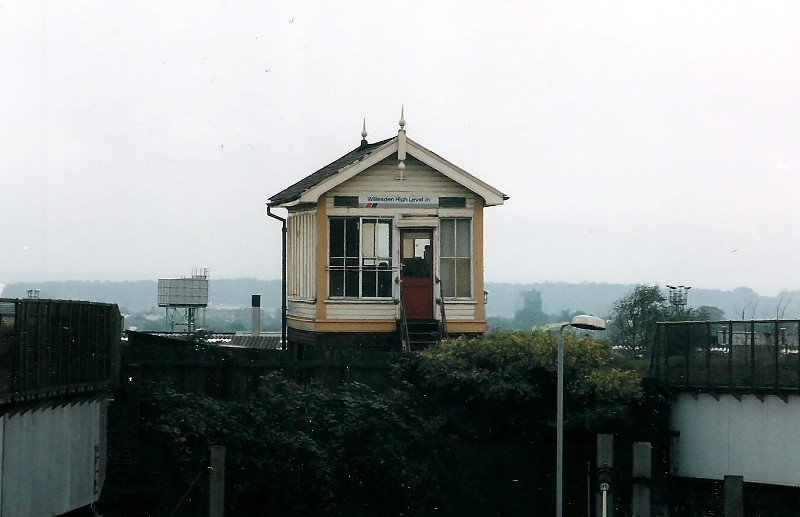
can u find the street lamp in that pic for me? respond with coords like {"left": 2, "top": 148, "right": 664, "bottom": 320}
{"left": 557, "top": 314, "right": 606, "bottom": 517}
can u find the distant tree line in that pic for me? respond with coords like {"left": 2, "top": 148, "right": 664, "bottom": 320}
{"left": 5, "top": 278, "right": 800, "bottom": 321}
{"left": 487, "top": 289, "right": 588, "bottom": 331}
{"left": 489, "top": 285, "right": 728, "bottom": 358}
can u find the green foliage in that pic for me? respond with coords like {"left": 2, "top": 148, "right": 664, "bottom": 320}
{"left": 607, "top": 285, "right": 722, "bottom": 356}
{"left": 142, "top": 375, "right": 440, "bottom": 515}
{"left": 696, "top": 305, "right": 726, "bottom": 321}
{"left": 398, "top": 330, "right": 642, "bottom": 439}
{"left": 608, "top": 285, "right": 668, "bottom": 355}
{"left": 139, "top": 331, "right": 643, "bottom": 515}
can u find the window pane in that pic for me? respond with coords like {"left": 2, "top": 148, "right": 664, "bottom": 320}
{"left": 330, "top": 219, "right": 344, "bottom": 257}
{"left": 345, "top": 218, "right": 359, "bottom": 257}
{"left": 441, "top": 259, "right": 455, "bottom": 297}
{"left": 362, "top": 268, "right": 377, "bottom": 297}
{"left": 402, "top": 238, "right": 415, "bottom": 259}
{"left": 345, "top": 270, "right": 359, "bottom": 297}
{"left": 362, "top": 221, "right": 375, "bottom": 258}
{"left": 441, "top": 219, "right": 455, "bottom": 257}
{"left": 415, "top": 238, "right": 431, "bottom": 258}
{"left": 378, "top": 269, "right": 392, "bottom": 297}
{"left": 377, "top": 222, "right": 391, "bottom": 257}
{"left": 455, "top": 258, "right": 471, "bottom": 297}
{"left": 330, "top": 270, "right": 344, "bottom": 297}
{"left": 456, "top": 219, "right": 471, "bottom": 257}
{"left": 329, "top": 217, "right": 393, "bottom": 298}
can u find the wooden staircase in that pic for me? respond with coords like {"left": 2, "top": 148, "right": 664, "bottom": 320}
{"left": 398, "top": 278, "right": 449, "bottom": 352}
{"left": 405, "top": 319, "right": 442, "bottom": 350}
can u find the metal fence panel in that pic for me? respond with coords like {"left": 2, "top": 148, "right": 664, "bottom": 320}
{"left": 0, "top": 299, "right": 121, "bottom": 402}
{"left": 652, "top": 319, "right": 800, "bottom": 391}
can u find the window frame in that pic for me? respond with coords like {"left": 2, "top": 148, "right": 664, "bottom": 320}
{"left": 439, "top": 217, "right": 473, "bottom": 299}
{"left": 328, "top": 216, "right": 394, "bottom": 300}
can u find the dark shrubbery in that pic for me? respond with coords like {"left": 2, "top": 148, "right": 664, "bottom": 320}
{"left": 143, "top": 374, "right": 441, "bottom": 515}
{"left": 139, "top": 331, "right": 641, "bottom": 515}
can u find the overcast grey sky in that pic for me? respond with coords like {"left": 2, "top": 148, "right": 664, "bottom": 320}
{"left": 2, "top": 1, "right": 800, "bottom": 295}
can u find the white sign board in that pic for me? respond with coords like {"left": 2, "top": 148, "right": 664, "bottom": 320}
{"left": 359, "top": 195, "right": 438, "bottom": 208}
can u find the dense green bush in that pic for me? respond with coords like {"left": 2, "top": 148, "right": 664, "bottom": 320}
{"left": 143, "top": 375, "right": 441, "bottom": 515}
{"left": 141, "top": 331, "right": 641, "bottom": 515}
{"left": 398, "top": 330, "right": 642, "bottom": 438}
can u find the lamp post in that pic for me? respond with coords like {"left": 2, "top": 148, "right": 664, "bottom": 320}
{"left": 557, "top": 314, "right": 606, "bottom": 517}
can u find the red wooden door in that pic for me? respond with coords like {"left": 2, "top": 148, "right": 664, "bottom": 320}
{"left": 400, "top": 230, "right": 434, "bottom": 319}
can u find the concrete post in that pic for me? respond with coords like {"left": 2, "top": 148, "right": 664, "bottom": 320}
{"left": 209, "top": 446, "right": 225, "bottom": 517}
{"left": 631, "top": 442, "right": 651, "bottom": 517}
{"left": 724, "top": 475, "right": 743, "bottom": 517}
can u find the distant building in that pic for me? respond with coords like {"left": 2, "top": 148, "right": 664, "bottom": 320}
{"left": 268, "top": 113, "right": 507, "bottom": 350}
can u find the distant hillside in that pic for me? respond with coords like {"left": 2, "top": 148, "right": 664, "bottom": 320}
{"left": 486, "top": 283, "right": 800, "bottom": 321}
{"left": 486, "top": 282, "right": 632, "bottom": 318}
{"left": 1, "top": 279, "right": 281, "bottom": 313}
{"left": 4, "top": 279, "right": 800, "bottom": 321}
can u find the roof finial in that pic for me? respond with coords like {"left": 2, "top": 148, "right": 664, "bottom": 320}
{"left": 360, "top": 118, "right": 368, "bottom": 147}
{"left": 399, "top": 105, "right": 406, "bottom": 129}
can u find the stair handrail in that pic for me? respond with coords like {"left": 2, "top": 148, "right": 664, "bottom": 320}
{"left": 435, "top": 277, "right": 449, "bottom": 341}
{"left": 397, "top": 278, "right": 410, "bottom": 352}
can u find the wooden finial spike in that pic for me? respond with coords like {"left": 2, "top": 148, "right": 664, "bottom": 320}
{"left": 360, "top": 118, "right": 368, "bottom": 147}
{"left": 399, "top": 105, "right": 406, "bottom": 129}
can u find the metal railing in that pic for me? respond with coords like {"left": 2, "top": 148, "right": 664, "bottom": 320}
{"left": 0, "top": 298, "right": 122, "bottom": 403}
{"left": 650, "top": 319, "right": 800, "bottom": 391}
{"left": 435, "top": 276, "right": 449, "bottom": 340}
{"left": 397, "top": 282, "right": 410, "bottom": 352}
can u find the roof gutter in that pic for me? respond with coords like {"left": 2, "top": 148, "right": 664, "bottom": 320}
{"left": 266, "top": 203, "right": 287, "bottom": 350}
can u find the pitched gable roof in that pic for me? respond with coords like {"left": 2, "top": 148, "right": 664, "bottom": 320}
{"left": 269, "top": 138, "right": 393, "bottom": 206}
{"left": 268, "top": 134, "right": 507, "bottom": 207}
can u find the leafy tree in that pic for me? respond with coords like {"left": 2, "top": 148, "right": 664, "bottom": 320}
{"left": 608, "top": 285, "right": 669, "bottom": 356}
{"left": 691, "top": 305, "right": 725, "bottom": 321}
{"left": 608, "top": 285, "right": 721, "bottom": 355}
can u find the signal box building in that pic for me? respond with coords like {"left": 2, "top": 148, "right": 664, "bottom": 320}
{"left": 268, "top": 116, "right": 507, "bottom": 350}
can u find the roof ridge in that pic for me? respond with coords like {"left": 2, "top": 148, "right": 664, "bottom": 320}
{"left": 268, "top": 136, "right": 395, "bottom": 205}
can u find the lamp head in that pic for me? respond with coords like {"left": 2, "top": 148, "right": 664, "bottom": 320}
{"left": 570, "top": 315, "right": 606, "bottom": 331}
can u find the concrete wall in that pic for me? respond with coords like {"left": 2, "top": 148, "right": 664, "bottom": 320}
{"left": 671, "top": 392, "right": 800, "bottom": 486}
{"left": 0, "top": 398, "right": 108, "bottom": 516}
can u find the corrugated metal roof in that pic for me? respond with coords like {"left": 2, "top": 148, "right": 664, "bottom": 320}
{"left": 126, "top": 331, "right": 283, "bottom": 350}
{"left": 226, "top": 334, "right": 282, "bottom": 349}
{"left": 268, "top": 138, "right": 393, "bottom": 205}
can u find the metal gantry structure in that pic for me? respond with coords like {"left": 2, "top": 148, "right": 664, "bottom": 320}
{"left": 158, "top": 268, "right": 209, "bottom": 333}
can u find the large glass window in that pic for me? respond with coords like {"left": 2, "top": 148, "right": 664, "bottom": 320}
{"left": 329, "top": 218, "right": 393, "bottom": 298}
{"left": 440, "top": 218, "right": 471, "bottom": 297}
